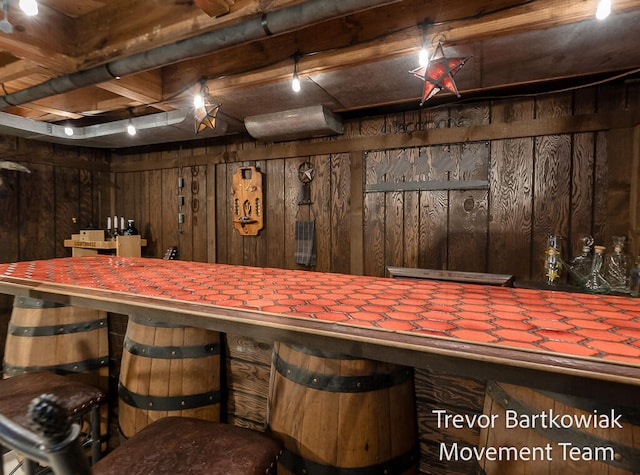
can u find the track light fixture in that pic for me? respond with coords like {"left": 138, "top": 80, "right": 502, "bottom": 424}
{"left": 291, "top": 54, "right": 301, "bottom": 92}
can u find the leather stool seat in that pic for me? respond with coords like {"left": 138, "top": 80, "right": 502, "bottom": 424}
{"left": 0, "top": 371, "right": 105, "bottom": 426}
{"left": 0, "top": 371, "right": 106, "bottom": 474}
{"left": 92, "top": 417, "right": 283, "bottom": 475}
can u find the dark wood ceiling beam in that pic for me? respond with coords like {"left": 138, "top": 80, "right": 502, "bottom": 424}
{"left": 161, "top": 0, "right": 640, "bottom": 103}
{"left": 72, "top": 0, "right": 307, "bottom": 70}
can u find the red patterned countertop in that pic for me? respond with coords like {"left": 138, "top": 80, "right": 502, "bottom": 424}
{"left": 1, "top": 256, "right": 639, "bottom": 385}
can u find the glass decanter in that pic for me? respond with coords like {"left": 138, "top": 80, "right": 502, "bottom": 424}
{"left": 584, "top": 245, "right": 611, "bottom": 294}
{"left": 568, "top": 235, "right": 594, "bottom": 287}
{"left": 603, "top": 236, "right": 630, "bottom": 293}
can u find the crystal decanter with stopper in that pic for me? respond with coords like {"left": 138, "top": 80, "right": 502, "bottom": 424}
{"left": 584, "top": 245, "right": 612, "bottom": 294}
{"left": 603, "top": 236, "right": 630, "bottom": 293}
{"left": 568, "top": 235, "right": 594, "bottom": 287}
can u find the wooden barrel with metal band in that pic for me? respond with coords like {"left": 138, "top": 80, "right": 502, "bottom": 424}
{"left": 268, "top": 342, "right": 418, "bottom": 475}
{"left": 479, "top": 381, "right": 640, "bottom": 474}
{"left": 118, "top": 315, "right": 221, "bottom": 439}
{"left": 2, "top": 296, "right": 109, "bottom": 390}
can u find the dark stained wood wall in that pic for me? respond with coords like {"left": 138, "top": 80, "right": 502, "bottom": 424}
{"left": 1, "top": 81, "right": 639, "bottom": 474}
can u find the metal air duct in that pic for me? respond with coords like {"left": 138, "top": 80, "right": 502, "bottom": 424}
{"left": 244, "top": 105, "right": 343, "bottom": 142}
{"left": 0, "top": 0, "right": 400, "bottom": 110}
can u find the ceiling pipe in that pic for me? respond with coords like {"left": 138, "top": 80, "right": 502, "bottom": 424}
{"left": 0, "top": 0, "right": 400, "bottom": 109}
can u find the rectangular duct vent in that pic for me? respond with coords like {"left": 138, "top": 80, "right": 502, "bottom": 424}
{"left": 244, "top": 105, "right": 343, "bottom": 142}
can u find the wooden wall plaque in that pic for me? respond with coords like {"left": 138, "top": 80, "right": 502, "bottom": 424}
{"left": 232, "top": 166, "right": 264, "bottom": 236}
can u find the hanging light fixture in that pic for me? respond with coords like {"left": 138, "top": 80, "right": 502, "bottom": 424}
{"left": 126, "top": 109, "right": 136, "bottom": 136}
{"left": 64, "top": 126, "right": 74, "bottom": 136}
{"left": 193, "top": 80, "right": 220, "bottom": 133}
{"left": 418, "top": 25, "right": 429, "bottom": 67}
{"left": 291, "top": 54, "right": 301, "bottom": 92}
{"left": 596, "top": 0, "right": 611, "bottom": 19}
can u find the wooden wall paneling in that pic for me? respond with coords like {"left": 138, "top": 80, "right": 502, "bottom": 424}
{"left": 19, "top": 163, "right": 55, "bottom": 261}
{"left": 631, "top": 123, "right": 640, "bottom": 258}
{"left": 214, "top": 162, "right": 228, "bottom": 264}
{"left": 205, "top": 162, "right": 217, "bottom": 263}
{"left": 363, "top": 149, "right": 386, "bottom": 276}
{"left": 363, "top": 191, "right": 386, "bottom": 277}
{"left": 284, "top": 156, "right": 307, "bottom": 270}
{"left": 350, "top": 152, "right": 364, "bottom": 276}
{"left": 78, "top": 168, "right": 96, "bottom": 230}
{"left": 419, "top": 146, "right": 449, "bottom": 271}
{"left": 0, "top": 172, "right": 19, "bottom": 264}
{"left": 265, "top": 159, "right": 286, "bottom": 269}
{"left": 533, "top": 94, "right": 573, "bottom": 281}
{"left": 135, "top": 170, "right": 151, "bottom": 256}
{"left": 54, "top": 166, "right": 80, "bottom": 257}
{"left": 403, "top": 149, "right": 420, "bottom": 270}
{"left": 311, "top": 154, "right": 331, "bottom": 272}
{"left": 415, "top": 367, "right": 486, "bottom": 475}
{"left": 569, "top": 88, "right": 597, "bottom": 258}
{"left": 225, "top": 334, "right": 273, "bottom": 430}
{"left": 488, "top": 99, "right": 535, "bottom": 278}
{"left": 385, "top": 189, "right": 404, "bottom": 273}
{"left": 188, "top": 162, "right": 207, "bottom": 263}
{"left": 627, "top": 82, "right": 640, "bottom": 257}
{"left": 146, "top": 165, "right": 163, "bottom": 258}
{"left": 330, "top": 153, "right": 351, "bottom": 274}
{"left": 447, "top": 142, "right": 489, "bottom": 272}
{"left": 593, "top": 130, "right": 609, "bottom": 248}
{"left": 161, "top": 164, "right": 180, "bottom": 259}
{"left": 604, "top": 126, "right": 632, "bottom": 244}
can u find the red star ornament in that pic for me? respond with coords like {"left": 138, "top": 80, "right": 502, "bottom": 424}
{"left": 410, "top": 42, "right": 468, "bottom": 105}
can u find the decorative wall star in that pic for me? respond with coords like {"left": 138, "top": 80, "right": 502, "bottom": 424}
{"left": 409, "top": 42, "right": 468, "bottom": 105}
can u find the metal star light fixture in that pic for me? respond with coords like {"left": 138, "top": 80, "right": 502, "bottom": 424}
{"left": 193, "top": 81, "right": 221, "bottom": 134}
{"left": 409, "top": 41, "right": 468, "bottom": 105}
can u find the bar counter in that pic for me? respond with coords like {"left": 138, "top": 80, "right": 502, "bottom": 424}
{"left": 1, "top": 256, "right": 639, "bottom": 399}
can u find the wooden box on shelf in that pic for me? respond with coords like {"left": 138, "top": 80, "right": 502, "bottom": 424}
{"left": 64, "top": 235, "right": 147, "bottom": 257}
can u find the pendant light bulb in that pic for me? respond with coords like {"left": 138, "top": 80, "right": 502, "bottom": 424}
{"left": 596, "top": 0, "right": 611, "bottom": 19}
{"left": 418, "top": 46, "right": 429, "bottom": 67}
{"left": 64, "top": 126, "right": 74, "bottom": 136}
{"left": 292, "top": 72, "right": 301, "bottom": 92}
{"left": 127, "top": 120, "right": 136, "bottom": 136}
{"left": 19, "top": 0, "right": 38, "bottom": 16}
{"left": 193, "top": 93, "right": 205, "bottom": 109}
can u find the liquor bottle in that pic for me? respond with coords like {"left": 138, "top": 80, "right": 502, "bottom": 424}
{"left": 544, "top": 235, "right": 563, "bottom": 285}
{"left": 111, "top": 215, "right": 120, "bottom": 240}
{"left": 123, "top": 220, "right": 139, "bottom": 236}
{"left": 603, "top": 236, "right": 630, "bottom": 293}
{"left": 584, "top": 245, "right": 611, "bottom": 294}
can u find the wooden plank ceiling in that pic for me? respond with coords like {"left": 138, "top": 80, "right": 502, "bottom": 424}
{"left": 0, "top": 0, "right": 639, "bottom": 147}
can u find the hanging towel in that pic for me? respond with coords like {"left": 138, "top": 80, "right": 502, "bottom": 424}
{"left": 295, "top": 220, "right": 316, "bottom": 266}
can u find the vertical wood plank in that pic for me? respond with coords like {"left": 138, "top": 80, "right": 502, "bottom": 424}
{"left": 532, "top": 93, "right": 572, "bottom": 280}
{"left": 489, "top": 98, "right": 535, "bottom": 278}
{"left": 331, "top": 153, "right": 351, "bottom": 274}
{"left": 54, "top": 166, "right": 80, "bottom": 256}
{"left": 19, "top": 163, "right": 55, "bottom": 261}
{"left": 265, "top": 159, "right": 285, "bottom": 269}
{"left": 350, "top": 152, "right": 364, "bottom": 276}
{"left": 0, "top": 171, "right": 19, "bottom": 263}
